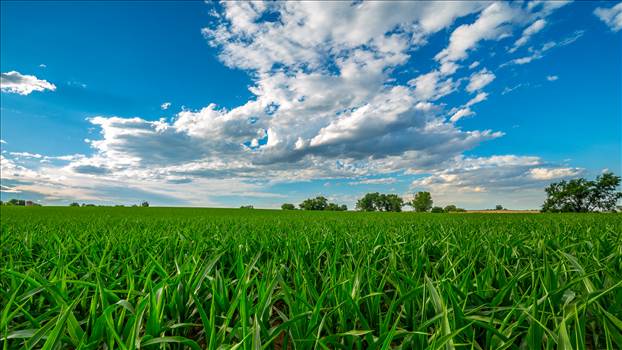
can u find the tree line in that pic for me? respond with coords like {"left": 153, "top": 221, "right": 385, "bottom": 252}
{"left": 2, "top": 172, "right": 620, "bottom": 212}
{"left": 284, "top": 172, "right": 621, "bottom": 213}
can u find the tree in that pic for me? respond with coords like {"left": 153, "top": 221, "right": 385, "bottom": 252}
{"left": 69, "top": 202, "right": 80, "bottom": 207}
{"left": 495, "top": 205, "right": 504, "bottom": 210}
{"left": 380, "top": 194, "right": 404, "bottom": 212}
{"left": 411, "top": 192, "right": 433, "bottom": 212}
{"left": 356, "top": 192, "right": 380, "bottom": 211}
{"left": 542, "top": 172, "right": 622, "bottom": 212}
{"left": 240, "top": 205, "right": 254, "bottom": 209}
{"left": 281, "top": 203, "right": 296, "bottom": 210}
{"left": 444, "top": 204, "right": 457, "bottom": 212}
{"left": 141, "top": 201, "right": 150, "bottom": 207}
{"left": 431, "top": 206, "right": 444, "bottom": 213}
{"left": 355, "top": 193, "right": 403, "bottom": 212}
{"left": 326, "top": 203, "right": 347, "bottom": 211}
{"left": 299, "top": 196, "right": 328, "bottom": 211}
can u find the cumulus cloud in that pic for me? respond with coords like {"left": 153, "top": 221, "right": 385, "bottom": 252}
{"left": 466, "top": 68, "right": 495, "bottom": 93}
{"left": 546, "top": 75, "right": 559, "bottom": 81}
{"left": 594, "top": 2, "right": 622, "bottom": 32}
{"left": 0, "top": 1, "right": 588, "bottom": 207}
{"left": 1, "top": 71, "right": 56, "bottom": 95}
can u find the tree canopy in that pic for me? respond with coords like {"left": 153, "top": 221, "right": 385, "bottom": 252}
{"left": 411, "top": 191, "right": 433, "bottom": 212}
{"left": 542, "top": 172, "right": 621, "bottom": 212}
{"left": 281, "top": 203, "right": 296, "bottom": 210}
{"left": 355, "top": 193, "right": 403, "bottom": 212}
{"left": 299, "top": 196, "right": 346, "bottom": 211}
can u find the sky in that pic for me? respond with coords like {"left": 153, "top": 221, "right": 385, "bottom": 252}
{"left": 1, "top": 1, "right": 620, "bottom": 209}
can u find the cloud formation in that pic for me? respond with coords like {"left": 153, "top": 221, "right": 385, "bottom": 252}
{"left": 1, "top": 71, "right": 56, "bottom": 95}
{"left": 1, "top": 1, "right": 586, "bottom": 207}
{"left": 594, "top": 2, "right": 622, "bottom": 32}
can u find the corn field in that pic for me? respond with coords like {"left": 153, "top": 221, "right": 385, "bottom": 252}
{"left": 1, "top": 207, "right": 621, "bottom": 349}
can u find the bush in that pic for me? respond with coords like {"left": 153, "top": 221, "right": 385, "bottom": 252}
{"left": 431, "top": 206, "right": 444, "bottom": 213}
{"left": 281, "top": 203, "right": 296, "bottom": 210}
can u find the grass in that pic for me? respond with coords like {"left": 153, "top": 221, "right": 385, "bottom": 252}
{"left": 1, "top": 206, "right": 621, "bottom": 349}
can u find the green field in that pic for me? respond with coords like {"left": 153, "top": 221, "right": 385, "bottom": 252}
{"left": 1, "top": 207, "right": 621, "bottom": 349}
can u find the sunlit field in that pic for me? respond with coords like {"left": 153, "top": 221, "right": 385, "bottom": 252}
{"left": 1, "top": 207, "right": 621, "bottom": 349}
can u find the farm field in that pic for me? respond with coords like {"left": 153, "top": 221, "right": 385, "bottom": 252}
{"left": 1, "top": 207, "right": 621, "bottom": 349}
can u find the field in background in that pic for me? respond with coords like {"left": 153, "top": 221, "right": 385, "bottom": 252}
{"left": 1, "top": 207, "right": 621, "bottom": 349}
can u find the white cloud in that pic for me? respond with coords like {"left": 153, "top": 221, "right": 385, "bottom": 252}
{"left": 529, "top": 167, "right": 580, "bottom": 180}
{"left": 509, "top": 19, "right": 546, "bottom": 53}
{"left": 466, "top": 92, "right": 488, "bottom": 107}
{"left": 435, "top": 3, "right": 519, "bottom": 68}
{"left": 502, "top": 30, "right": 584, "bottom": 67}
{"left": 161, "top": 102, "right": 171, "bottom": 110}
{"left": 411, "top": 155, "right": 583, "bottom": 209}
{"left": 450, "top": 108, "right": 474, "bottom": 123}
{"left": 1, "top": 71, "right": 56, "bottom": 95}
{"left": 546, "top": 75, "right": 558, "bottom": 81}
{"left": 39, "top": 64, "right": 47, "bottom": 68}
{"left": 348, "top": 177, "right": 398, "bottom": 185}
{"left": 0, "top": 1, "right": 589, "bottom": 208}
{"left": 9, "top": 152, "right": 43, "bottom": 159}
{"left": 594, "top": 2, "right": 622, "bottom": 32}
{"left": 466, "top": 68, "right": 495, "bottom": 92}
{"left": 0, "top": 139, "right": 6, "bottom": 144}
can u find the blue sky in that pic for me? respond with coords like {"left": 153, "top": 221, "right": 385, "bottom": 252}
{"left": 1, "top": 1, "right": 620, "bottom": 209}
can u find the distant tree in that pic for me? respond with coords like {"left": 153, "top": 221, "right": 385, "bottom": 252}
{"left": 281, "top": 203, "right": 296, "bottom": 210}
{"left": 356, "top": 192, "right": 380, "bottom": 211}
{"left": 141, "top": 201, "right": 150, "bottom": 207}
{"left": 69, "top": 202, "right": 80, "bottom": 207}
{"left": 431, "top": 206, "right": 444, "bottom": 213}
{"left": 411, "top": 192, "right": 433, "bottom": 212}
{"left": 8, "top": 199, "right": 25, "bottom": 206}
{"left": 356, "top": 193, "right": 403, "bottom": 212}
{"left": 380, "top": 194, "right": 404, "bottom": 212}
{"left": 444, "top": 204, "right": 457, "bottom": 212}
{"left": 240, "top": 205, "right": 254, "bottom": 209}
{"left": 326, "top": 203, "right": 347, "bottom": 211}
{"left": 299, "top": 196, "right": 328, "bottom": 211}
{"left": 542, "top": 172, "right": 622, "bottom": 212}
{"left": 495, "top": 205, "right": 504, "bottom": 210}
{"left": 455, "top": 208, "right": 466, "bottom": 212}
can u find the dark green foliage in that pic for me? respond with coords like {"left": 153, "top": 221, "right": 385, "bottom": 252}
{"left": 542, "top": 172, "right": 622, "bottom": 212}
{"left": 326, "top": 203, "right": 347, "bottom": 211}
{"left": 431, "top": 206, "right": 444, "bottom": 213}
{"left": 444, "top": 204, "right": 466, "bottom": 212}
{"left": 495, "top": 204, "right": 504, "bottom": 210}
{"left": 299, "top": 196, "right": 346, "bottom": 211}
{"left": 141, "top": 201, "right": 150, "bottom": 207}
{"left": 1, "top": 207, "right": 621, "bottom": 349}
{"left": 299, "top": 196, "right": 328, "bottom": 210}
{"left": 280, "top": 203, "right": 296, "bottom": 210}
{"left": 411, "top": 191, "right": 433, "bottom": 212}
{"left": 355, "top": 192, "right": 403, "bottom": 212}
{"left": 69, "top": 202, "right": 80, "bottom": 207}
